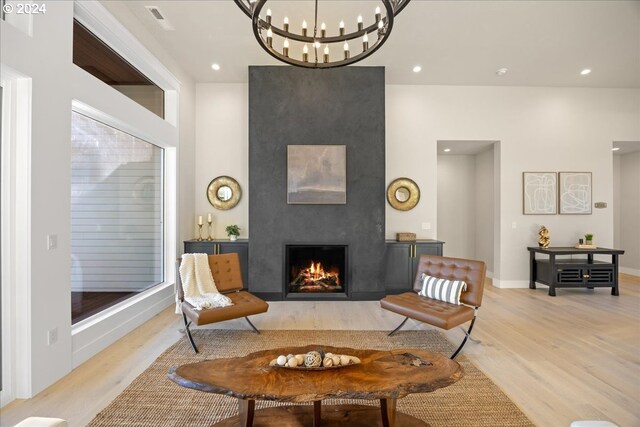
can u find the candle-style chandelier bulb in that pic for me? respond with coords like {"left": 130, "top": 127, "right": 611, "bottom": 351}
{"left": 321, "top": 22, "right": 326, "bottom": 37}
{"left": 302, "top": 19, "right": 308, "bottom": 36}
{"left": 343, "top": 41, "right": 350, "bottom": 59}
{"left": 283, "top": 38, "right": 289, "bottom": 57}
{"left": 323, "top": 45, "right": 329, "bottom": 63}
{"left": 363, "top": 33, "right": 369, "bottom": 50}
{"left": 357, "top": 15, "right": 363, "bottom": 31}
{"left": 302, "top": 43, "right": 309, "bottom": 62}
{"left": 375, "top": 6, "right": 381, "bottom": 21}
{"left": 339, "top": 20, "right": 345, "bottom": 36}
{"left": 266, "top": 27, "right": 273, "bottom": 46}
{"left": 266, "top": 8, "right": 272, "bottom": 24}
{"left": 284, "top": 16, "right": 289, "bottom": 31}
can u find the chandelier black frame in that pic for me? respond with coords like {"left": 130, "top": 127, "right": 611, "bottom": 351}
{"left": 233, "top": 0, "right": 412, "bottom": 69}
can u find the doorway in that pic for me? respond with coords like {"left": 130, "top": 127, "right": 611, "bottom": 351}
{"left": 437, "top": 140, "right": 499, "bottom": 277}
{"left": 612, "top": 141, "right": 640, "bottom": 276}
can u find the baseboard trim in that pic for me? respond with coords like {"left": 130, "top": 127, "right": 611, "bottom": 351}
{"left": 252, "top": 291, "right": 387, "bottom": 301}
{"left": 620, "top": 267, "right": 640, "bottom": 277}
{"left": 492, "top": 279, "right": 530, "bottom": 289}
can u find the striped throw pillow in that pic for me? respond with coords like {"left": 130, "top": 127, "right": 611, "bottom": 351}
{"left": 418, "top": 274, "right": 467, "bottom": 305}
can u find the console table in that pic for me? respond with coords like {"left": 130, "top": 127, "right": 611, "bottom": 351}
{"left": 527, "top": 246, "right": 625, "bottom": 296}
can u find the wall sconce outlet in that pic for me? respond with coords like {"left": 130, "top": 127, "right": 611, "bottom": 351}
{"left": 594, "top": 202, "right": 607, "bottom": 209}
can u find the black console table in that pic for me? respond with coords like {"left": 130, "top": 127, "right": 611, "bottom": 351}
{"left": 527, "top": 246, "right": 625, "bottom": 296}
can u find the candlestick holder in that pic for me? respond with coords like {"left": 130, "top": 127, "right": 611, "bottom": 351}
{"left": 207, "top": 220, "right": 214, "bottom": 241}
{"left": 197, "top": 224, "right": 203, "bottom": 241}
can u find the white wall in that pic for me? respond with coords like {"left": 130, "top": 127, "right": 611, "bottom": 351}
{"left": 0, "top": 0, "right": 195, "bottom": 399}
{"left": 386, "top": 85, "right": 640, "bottom": 287}
{"left": 475, "top": 148, "right": 495, "bottom": 273}
{"left": 195, "top": 83, "right": 640, "bottom": 287}
{"left": 613, "top": 155, "right": 621, "bottom": 259}
{"left": 616, "top": 151, "right": 640, "bottom": 274}
{"left": 195, "top": 84, "right": 249, "bottom": 240}
{"left": 437, "top": 155, "right": 476, "bottom": 259}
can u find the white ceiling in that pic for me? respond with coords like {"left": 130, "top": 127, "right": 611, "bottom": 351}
{"left": 105, "top": 0, "right": 640, "bottom": 88}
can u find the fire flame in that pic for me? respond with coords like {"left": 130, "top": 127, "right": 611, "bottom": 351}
{"left": 306, "top": 260, "right": 338, "bottom": 283}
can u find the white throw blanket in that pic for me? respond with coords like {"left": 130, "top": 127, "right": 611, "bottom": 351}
{"left": 178, "top": 253, "right": 233, "bottom": 311}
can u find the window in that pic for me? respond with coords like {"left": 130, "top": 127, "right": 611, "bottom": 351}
{"left": 73, "top": 20, "right": 165, "bottom": 118}
{"left": 71, "top": 111, "right": 163, "bottom": 324}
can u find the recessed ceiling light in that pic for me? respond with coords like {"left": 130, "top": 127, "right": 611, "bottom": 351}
{"left": 443, "top": 148, "right": 451, "bottom": 152}
{"left": 413, "top": 65, "right": 422, "bottom": 73}
{"left": 496, "top": 68, "right": 508, "bottom": 76}
{"left": 611, "top": 147, "right": 620, "bottom": 151}
{"left": 211, "top": 63, "right": 221, "bottom": 71}
{"left": 580, "top": 69, "right": 591, "bottom": 75}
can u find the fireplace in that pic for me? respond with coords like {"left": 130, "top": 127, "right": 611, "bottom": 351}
{"left": 285, "top": 245, "right": 348, "bottom": 298}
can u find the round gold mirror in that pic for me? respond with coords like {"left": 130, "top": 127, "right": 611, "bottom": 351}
{"left": 207, "top": 176, "right": 242, "bottom": 210}
{"left": 387, "top": 178, "right": 420, "bottom": 211}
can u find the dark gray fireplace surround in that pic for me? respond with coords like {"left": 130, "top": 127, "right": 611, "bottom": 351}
{"left": 248, "top": 66, "right": 385, "bottom": 300}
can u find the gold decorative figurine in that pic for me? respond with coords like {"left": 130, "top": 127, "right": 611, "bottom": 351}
{"left": 538, "top": 226, "right": 550, "bottom": 248}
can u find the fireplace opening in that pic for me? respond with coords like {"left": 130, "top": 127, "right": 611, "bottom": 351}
{"left": 285, "top": 245, "right": 347, "bottom": 295}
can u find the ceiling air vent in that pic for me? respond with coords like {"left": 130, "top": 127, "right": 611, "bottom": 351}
{"left": 145, "top": 6, "right": 174, "bottom": 31}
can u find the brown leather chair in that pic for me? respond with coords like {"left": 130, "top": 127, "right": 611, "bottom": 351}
{"left": 177, "top": 253, "right": 269, "bottom": 353}
{"left": 380, "top": 254, "right": 486, "bottom": 359}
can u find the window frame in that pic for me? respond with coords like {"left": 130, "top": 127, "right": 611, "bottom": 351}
{"left": 69, "top": 109, "right": 166, "bottom": 324}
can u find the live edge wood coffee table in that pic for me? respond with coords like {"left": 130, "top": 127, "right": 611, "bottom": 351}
{"left": 168, "top": 345, "right": 463, "bottom": 427}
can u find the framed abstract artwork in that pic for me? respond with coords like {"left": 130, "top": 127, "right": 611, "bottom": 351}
{"left": 523, "top": 172, "right": 557, "bottom": 214}
{"left": 287, "top": 145, "right": 346, "bottom": 204}
{"left": 559, "top": 172, "right": 592, "bottom": 214}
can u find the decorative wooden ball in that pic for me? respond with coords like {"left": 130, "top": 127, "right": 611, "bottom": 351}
{"left": 304, "top": 351, "right": 322, "bottom": 368}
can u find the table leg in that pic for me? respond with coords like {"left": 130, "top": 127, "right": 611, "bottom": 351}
{"left": 238, "top": 399, "right": 255, "bottom": 427}
{"left": 380, "top": 398, "right": 397, "bottom": 427}
{"left": 548, "top": 254, "right": 556, "bottom": 297}
{"left": 612, "top": 254, "right": 620, "bottom": 296}
{"left": 313, "top": 400, "right": 322, "bottom": 427}
{"left": 529, "top": 250, "right": 536, "bottom": 289}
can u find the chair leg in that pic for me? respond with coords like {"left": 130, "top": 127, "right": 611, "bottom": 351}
{"left": 245, "top": 316, "right": 260, "bottom": 335}
{"left": 388, "top": 317, "right": 410, "bottom": 336}
{"left": 450, "top": 316, "right": 477, "bottom": 359}
{"left": 182, "top": 312, "right": 199, "bottom": 354}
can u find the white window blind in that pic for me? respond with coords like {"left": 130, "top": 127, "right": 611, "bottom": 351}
{"left": 71, "top": 112, "right": 163, "bottom": 293}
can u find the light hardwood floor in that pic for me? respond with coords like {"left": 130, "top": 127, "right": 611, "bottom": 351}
{"left": 2, "top": 275, "right": 639, "bottom": 427}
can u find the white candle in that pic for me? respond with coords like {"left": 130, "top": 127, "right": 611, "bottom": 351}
{"left": 198, "top": 216, "right": 203, "bottom": 225}
{"left": 207, "top": 213, "right": 212, "bottom": 223}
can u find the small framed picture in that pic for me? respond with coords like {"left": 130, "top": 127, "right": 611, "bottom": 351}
{"left": 523, "top": 172, "right": 557, "bottom": 215}
{"left": 558, "top": 172, "right": 592, "bottom": 214}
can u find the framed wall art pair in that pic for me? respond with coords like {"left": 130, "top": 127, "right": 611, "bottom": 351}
{"left": 522, "top": 172, "right": 592, "bottom": 215}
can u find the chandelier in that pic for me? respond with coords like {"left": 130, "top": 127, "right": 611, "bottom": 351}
{"left": 233, "top": 0, "right": 412, "bottom": 69}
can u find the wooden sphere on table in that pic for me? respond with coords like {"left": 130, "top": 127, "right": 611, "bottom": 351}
{"left": 304, "top": 351, "right": 322, "bottom": 368}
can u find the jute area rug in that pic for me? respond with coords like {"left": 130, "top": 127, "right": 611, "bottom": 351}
{"left": 89, "top": 329, "right": 534, "bottom": 427}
